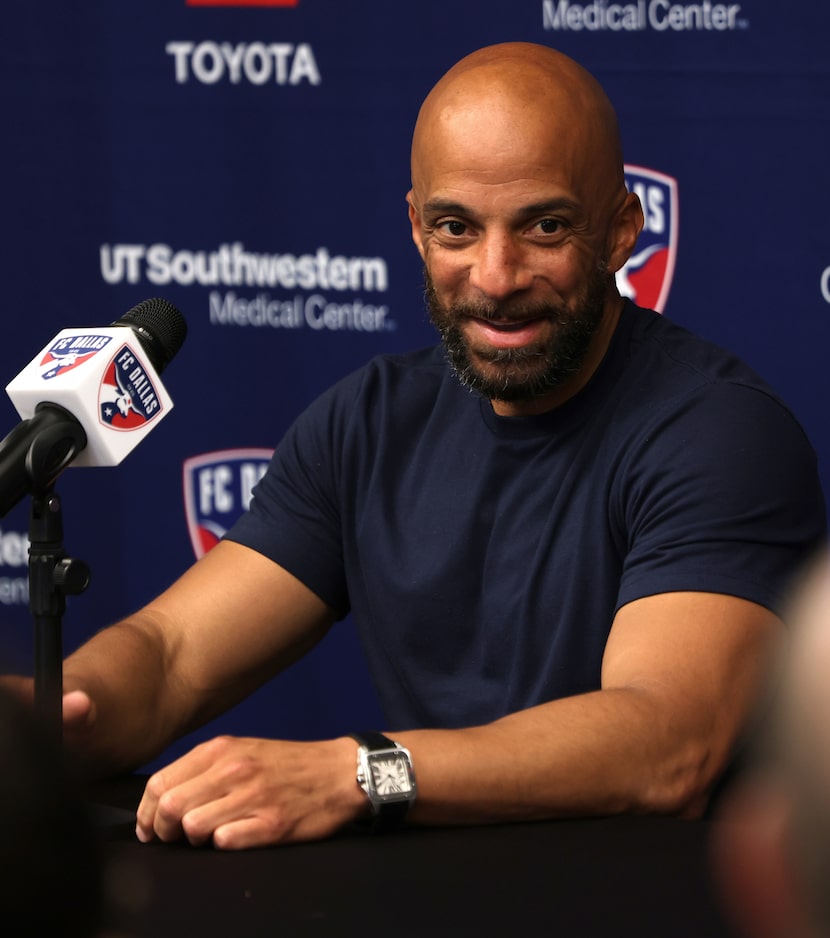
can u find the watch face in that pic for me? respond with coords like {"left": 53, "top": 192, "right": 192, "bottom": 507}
{"left": 367, "top": 753, "right": 413, "bottom": 797}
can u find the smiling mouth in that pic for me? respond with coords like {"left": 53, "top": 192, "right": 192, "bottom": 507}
{"left": 479, "top": 318, "right": 541, "bottom": 330}
{"left": 471, "top": 313, "right": 550, "bottom": 328}
{"left": 466, "top": 316, "right": 548, "bottom": 349}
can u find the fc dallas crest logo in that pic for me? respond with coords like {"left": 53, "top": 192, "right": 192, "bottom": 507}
{"left": 616, "top": 165, "right": 679, "bottom": 313}
{"left": 183, "top": 448, "right": 274, "bottom": 558}
{"left": 39, "top": 334, "right": 112, "bottom": 379}
{"left": 99, "top": 344, "right": 163, "bottom": 429}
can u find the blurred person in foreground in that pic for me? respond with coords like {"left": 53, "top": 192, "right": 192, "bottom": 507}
{"left": 4, "top": 41, "right": 826, "bottom": 849}
{"left": 714, "top": 559, "right": 830, "bottom": 938}
{"left": 0, "top": 686, "right": 102, "bottom": 936}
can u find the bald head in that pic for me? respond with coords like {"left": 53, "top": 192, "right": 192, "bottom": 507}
{"left": 410, "top": 43, "right": 626, "bottom": 214}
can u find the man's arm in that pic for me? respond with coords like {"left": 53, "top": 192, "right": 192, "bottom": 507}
{"left": 396, "top": 591, "right": 779, "bottom": 824}
{"left": 134, "top": 589, "right": 778, "bottom": 848}
{"left": 61, "top": 539, "right": 337, "bottom": 777}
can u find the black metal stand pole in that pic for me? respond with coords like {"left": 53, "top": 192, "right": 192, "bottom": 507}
{"left": 28, "top": 487, "right": 90, "bottom": 749}
{"left": 0, "top": 403, "right": 91, "bottom": 747}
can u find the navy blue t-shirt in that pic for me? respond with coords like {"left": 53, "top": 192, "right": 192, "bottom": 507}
{"left": 227, "top": 302, "right": 826, "bottom": 729}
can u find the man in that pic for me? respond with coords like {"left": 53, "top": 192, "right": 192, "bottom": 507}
{"left": 712, "top": 558, "right": 830, "bottom": 938}
{"left": 41, "top": 43, "right": 824, "bottom": 849}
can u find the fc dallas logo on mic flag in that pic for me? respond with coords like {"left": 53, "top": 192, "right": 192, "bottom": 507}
{"left": 99, "top": 344, "right": 164, "bottom": 430}
{"left": 617, "top": 165, "right": 679, "bottom": 314}
{"left": 39, "top": 335, "right": 112, "bottom": 380}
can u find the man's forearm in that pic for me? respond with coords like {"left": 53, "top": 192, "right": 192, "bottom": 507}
{"left": 393, "top": 686, "right": 721, "bottom": 826}
{"left": 62, "top": 613, "right": 189, "bottom": 776}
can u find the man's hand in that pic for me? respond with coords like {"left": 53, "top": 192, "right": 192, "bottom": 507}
{"left": 135, "top": 735, "right": 367, "bottom": 849}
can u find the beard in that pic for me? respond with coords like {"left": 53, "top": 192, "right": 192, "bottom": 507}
{"left": 424, "top": 264, "right": 610, "bottom": 404}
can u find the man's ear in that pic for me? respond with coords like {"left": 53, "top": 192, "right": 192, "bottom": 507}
{"left": 711, "top": 781, "right": 812, "bottom": 938}
{"left": 606, "top": 191, "right": 645, "bottom": 274}
{"left": 406, "top": 190, "right": 426, "bottom": 261}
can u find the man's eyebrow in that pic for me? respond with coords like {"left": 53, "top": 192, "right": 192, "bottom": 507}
{"left": 421, "top": 198, "right": 470, "bottom": 216}
{"left": 420, "top": 197, "right": 582, "bottom": 218}
{"left": 519, "top": 198, "right": 583, "bottom": 216}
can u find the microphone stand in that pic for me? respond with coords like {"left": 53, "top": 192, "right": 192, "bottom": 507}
{"left": 0, "top": 404, "right": 91, "bottom": 749}
{"left": 29, "top": 484, "right": 90, "bottom": 749}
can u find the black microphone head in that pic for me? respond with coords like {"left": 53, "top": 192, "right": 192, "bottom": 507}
{"left": 113, "top": 298, "right": 187, "bottom": 374}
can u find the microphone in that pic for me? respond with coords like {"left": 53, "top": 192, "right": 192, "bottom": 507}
{"left": 0, "top": 298, "right": 187, "bottom": 518}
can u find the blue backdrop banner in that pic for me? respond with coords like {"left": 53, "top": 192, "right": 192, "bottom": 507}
{"left": 1, "top": 0, "right": 828, "bottom": 768}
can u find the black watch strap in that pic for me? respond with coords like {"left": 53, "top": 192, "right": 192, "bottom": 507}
{"left": 368, "top": 798, "right": 410, "bottom": 831}
{"left": 351, "top": 731, "right": 397, "bottom": 751}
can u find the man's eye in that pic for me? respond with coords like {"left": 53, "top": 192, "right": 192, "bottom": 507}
{"left": 538, "top": 218, "right": 562, "bottom": 234}
{"left": 439, "top": 220, "right": 467, "bottom": 236}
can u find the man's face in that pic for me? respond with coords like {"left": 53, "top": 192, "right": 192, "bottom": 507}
{"left": 407, "top": 80, "right": 636, "bottom": 415}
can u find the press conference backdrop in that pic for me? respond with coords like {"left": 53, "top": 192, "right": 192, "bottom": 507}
{"left": 1, "top": 1, "right": 828, "bottom": 769}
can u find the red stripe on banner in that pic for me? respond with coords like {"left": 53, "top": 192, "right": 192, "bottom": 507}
{"left": 186, "top": 1, "right": 298, "bottom": 6}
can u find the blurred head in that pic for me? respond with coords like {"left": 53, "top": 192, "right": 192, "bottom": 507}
{"left": 406, "top": 42, "right": 643, "bottom": 415}
{"left": 713, "top": 558, "right": 830, "bottom": 938}
{"left": 0, "top": 687, "right": 103, "bottom": 937}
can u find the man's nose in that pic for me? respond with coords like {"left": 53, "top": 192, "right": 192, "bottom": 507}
{"left": 468, "top": 233, "right": 534, "bottom": 300}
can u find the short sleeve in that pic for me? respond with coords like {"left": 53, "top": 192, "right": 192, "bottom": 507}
{"left": 225, "top": 379, "right": 354, "bottom": 617}
{"left": 615, "top": 382, "right": 826, "bottom": 615}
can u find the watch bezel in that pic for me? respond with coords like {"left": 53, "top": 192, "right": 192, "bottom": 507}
{"left": 356, "top": 744, "right": 417, "bottom": 808}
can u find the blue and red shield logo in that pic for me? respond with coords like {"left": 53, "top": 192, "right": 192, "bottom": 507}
{"left": 39, "top": 334, "right": 112, "bottom": 379}
{"left": 183, "top": 448, "right": 274, "bottom": 558}
{"left": 617, "top": 165, "right": 679, "bottom": 313}
{"left": 99, "top": 344, "right": 164, "bottom": 430}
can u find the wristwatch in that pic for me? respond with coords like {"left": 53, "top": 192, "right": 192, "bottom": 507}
{"left": 351, "top": 731, "right": 417, "bottom": 832}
